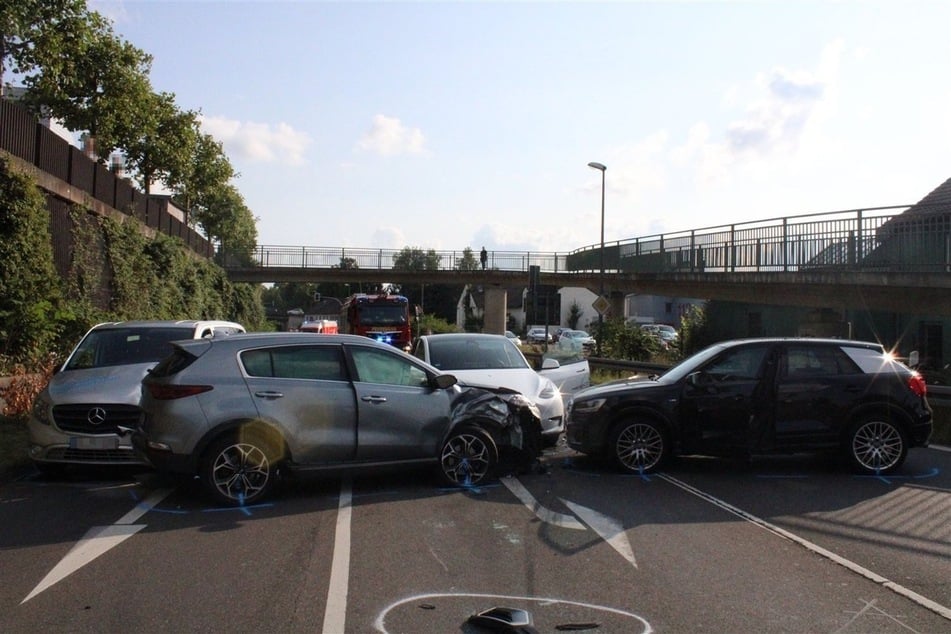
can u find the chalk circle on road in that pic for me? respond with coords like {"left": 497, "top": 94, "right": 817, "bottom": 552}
{"left": 373, "top": 592, "right": 652, "bottom": 633}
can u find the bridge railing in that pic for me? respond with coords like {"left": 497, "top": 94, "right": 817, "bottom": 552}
{"left": 566, "top": 205, "right": 951, "bottom": 274}
{"left": 227, "top": 245, "right": 569, "bottom": 273}
{"left": 224, "top": 203, "right": 951, "bottom": 275}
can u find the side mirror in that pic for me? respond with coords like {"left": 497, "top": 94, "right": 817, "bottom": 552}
{"left": 908, "top": 350, "right": 920, "bottom": 368}
{"left": 541, "top": 358, "right": 561, "bottom": 370}
{"left": 432, "top": 373, "right": 457, "bottom": 389}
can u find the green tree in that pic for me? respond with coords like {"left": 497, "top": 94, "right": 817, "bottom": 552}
{"left": 392, "top": 247, "right": 441, "bottom": 271}
{"left": 121, "top": 91, "right": 198, "bottom": 195}
{"left": 198, "top": 183, "right": 259, "bottom": 264}
{"left": 1, "top": 0, "right": 90, "bottom": 94}
{"left": 567, "top": 301, "right": 584, "bottom": 329}
{"left": 456, "top": 247, "right": 479, "bottom": 271}
{"left": 16, "top": 8, "right": 155, "bottom": 162}
{"left": 679, "top": 303, "right": 714, "bottom": 357}
{"left": 174, "top": 130, "right": 236, "bottom": 216}
{"left": 596, "top": 317, "right": 661, "bottom": 361}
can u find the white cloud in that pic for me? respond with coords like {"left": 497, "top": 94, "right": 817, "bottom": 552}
{"left": 356, "top": 114, "right": 428, "bottom": 157}
{"left": 199, "top": 115, "right": 310, "bottom": 165}
{"left": 371, "top": 226, "right": 407, "bottom": 249}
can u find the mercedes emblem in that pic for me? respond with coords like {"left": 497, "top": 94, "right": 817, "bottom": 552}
{"left": 87, "top": 407, "right": 107, "bottom": 425}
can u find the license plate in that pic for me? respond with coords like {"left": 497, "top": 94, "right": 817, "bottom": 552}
{"left": 71, "top": 436, "right": 118, "bottom": 450}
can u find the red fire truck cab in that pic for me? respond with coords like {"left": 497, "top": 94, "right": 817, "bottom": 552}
{"left": 340, "top": 293, "right": 412, "bottom": 350}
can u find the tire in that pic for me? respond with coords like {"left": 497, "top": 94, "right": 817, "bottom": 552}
{"left": 846, "top": 416, "right": 908, "bottom": 474}
{"left": 200, "top": 431, "right": 281, "bottom": 506}
{"left": 438, "top": 427, "right": 498, "bottom": 487}
{"left": 608, "top": 418, "right": 668, "bottom": 474}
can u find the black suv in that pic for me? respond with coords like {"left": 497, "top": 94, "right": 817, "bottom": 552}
{"left": 566, "top": 338, "right": 932, "bottom": 474}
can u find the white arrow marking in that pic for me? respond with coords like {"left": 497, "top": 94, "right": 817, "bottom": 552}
{"left": 22, "top": 487, "right": 173, "bottom": 603}
{"left": 501, "top": 477, "right": 585, "bottom": 530}
{"left": 562, "top": 499, "right": 638, "bottom": 568}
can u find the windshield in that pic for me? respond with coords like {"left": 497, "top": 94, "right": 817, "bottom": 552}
{"left": 427, "top": 337, "right": 530, "bottom": 371}
{"left": 656, "top": 341, "right": 733, "bottom": 383}
{"left": 356, "top": 305, "right": 407, "bottom": 325}
{"left": 64, "top": 327, "right": 195, "bottom": 370}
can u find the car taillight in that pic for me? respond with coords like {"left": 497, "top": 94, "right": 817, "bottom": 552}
{"left": 147, "top": 383, "right": 213, "bottom": 400}
{"left": 908, "top": 373, "right": 927, "bottom": 398}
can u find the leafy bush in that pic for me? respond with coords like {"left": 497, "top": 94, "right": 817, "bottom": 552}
{"left": 0, "top": 159, "right": 66, "bottom": 359}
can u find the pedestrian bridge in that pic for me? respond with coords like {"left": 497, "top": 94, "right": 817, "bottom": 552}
{"left": 223, "top": 205, "right": 951, "bottom": 316}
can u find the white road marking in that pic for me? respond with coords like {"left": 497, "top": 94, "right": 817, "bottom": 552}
{"left": 500, "top": 477, "right": 586, "bottom": 530}
{"left": 658, "top": 473, "right": 951, "bottom": 622}
{"left": 322, "top": 479, "right": 352, "bottom": 634}
{"left": 372, "top": 592, "right": 653, "bottom": 633}
{"left": 21, "top": 487, "right": 173, "bottom": 603}
{"left": 562, "top": 499, "right": 638, "bottom": 568}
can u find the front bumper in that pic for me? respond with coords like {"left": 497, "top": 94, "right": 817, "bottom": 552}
{"left": 28, "top": 416, "right": 146, "bottom": 466}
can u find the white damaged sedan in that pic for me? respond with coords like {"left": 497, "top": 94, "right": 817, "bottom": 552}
{"left": 413, "top": 333, "right": 577, "bottom": 447}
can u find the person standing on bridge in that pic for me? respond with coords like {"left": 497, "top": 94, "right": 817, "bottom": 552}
{"left": 480, "top": 246, "right": 487, "bottom": 270}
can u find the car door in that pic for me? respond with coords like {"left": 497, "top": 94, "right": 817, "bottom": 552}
{"left": 678, "top": 343, "right": 774, "bottom": 451}
{"left": 773, "top": 343, "right": 861, "bottom": 447}
{"left": 241, "top": 344, "right": 359, "bottom": 464}
{"left": 347, "top": 344, "right": 454, "bottom": 461}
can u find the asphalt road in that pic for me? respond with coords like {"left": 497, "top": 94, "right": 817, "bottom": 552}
{"left": 1, "top": 444, "right": 949, "bottom": 633}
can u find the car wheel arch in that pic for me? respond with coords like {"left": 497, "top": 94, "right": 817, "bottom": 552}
{"left": 197, "top": 419, "right": 290, "bottom": 468}
{"left": 447, "top": 418, "right": 502, "bottom": 446}
{"left": 841, "top": 403, "right": 912, "bottom": 442}
{"left": 608, "top": 406, "right": 673, "bottom": 442}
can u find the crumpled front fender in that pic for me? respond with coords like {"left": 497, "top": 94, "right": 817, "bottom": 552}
{"left": 449, "top": 386, "right": 543, "bottom": 463}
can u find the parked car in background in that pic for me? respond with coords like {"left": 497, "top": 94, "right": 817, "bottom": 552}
{"left": 566, "top": 338, "right": 932, "bottom": 475}
{"left": 414, "top": 333, "right": 585, "bottom": 447}
{"left": 558, "top": 329, "right": 596, "bottom": 352}
{"left": 526, "top": 327, "right": 553, "bottom": 344}
{"left": 135, "top": 333, "right": 542, "bottom": 505}
{"left": 28, "top": 320, "right": 245, "bottom": 474}
{"left": 641, "top": 324, "right": 678, "bottom": 346}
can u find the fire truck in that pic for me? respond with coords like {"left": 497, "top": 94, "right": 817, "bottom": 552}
{"left": 340, "top": 293, "right": 412, "bottom": 350}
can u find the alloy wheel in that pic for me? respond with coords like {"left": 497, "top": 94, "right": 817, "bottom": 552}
{"left": 851, "top": 420, "right": 905, "bottom": 472}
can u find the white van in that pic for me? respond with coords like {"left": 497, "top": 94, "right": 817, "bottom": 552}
{"left": 27, "top": 320, "right": 245, "bottom": 474}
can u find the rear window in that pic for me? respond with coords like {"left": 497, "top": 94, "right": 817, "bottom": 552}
{"left": 148, "top": 348, "right": 200, "bottom": 378}
{"left": 840, "top": 345, "right": 907, "bottom": 375}
{"left": 64, "top": 327, "right": 195, "bottom": 370}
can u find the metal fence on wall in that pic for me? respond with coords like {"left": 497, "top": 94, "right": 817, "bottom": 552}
{"left": 0, "top": 98, "right": 212, "bottom": 258}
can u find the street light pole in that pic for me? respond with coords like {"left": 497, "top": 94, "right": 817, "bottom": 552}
{"left": 588, "top": 161, "right": 606, "bottom": 356}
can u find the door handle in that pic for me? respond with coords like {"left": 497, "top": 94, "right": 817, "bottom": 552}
{"left": 361, "top": 395, "right": 387, "bottom": 403}
{"left": 254, "top": 391, "right": 284, "bottom": 399}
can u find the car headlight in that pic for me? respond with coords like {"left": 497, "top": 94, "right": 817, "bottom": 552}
{"left": 571, "top": 398, "right": 606, "bottom": 414}
{"left": 32, "top": 395, "right": 53, "bottom": 426}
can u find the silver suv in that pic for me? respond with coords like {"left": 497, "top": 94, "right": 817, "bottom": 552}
{"left": 28, "top": 320, "right": 245, "bottom": 473}
{"left": 134, "top": 333, "right": 543, "bottom": 506}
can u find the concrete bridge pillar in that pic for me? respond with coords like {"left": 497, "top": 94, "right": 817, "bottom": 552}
{"left": 609, "top": 291, "right": 625, "bottom": 321}
{"left": 483, "top": 287, "right": 508, "bottom": 334}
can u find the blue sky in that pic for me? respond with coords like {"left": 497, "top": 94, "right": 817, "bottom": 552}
{"left": 88, "top": 1, "right": 951, "bottom": 254}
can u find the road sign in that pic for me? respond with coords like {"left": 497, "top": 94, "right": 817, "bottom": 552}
{"left": 593, "top": 295, "right": 610, "bottom": 316}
